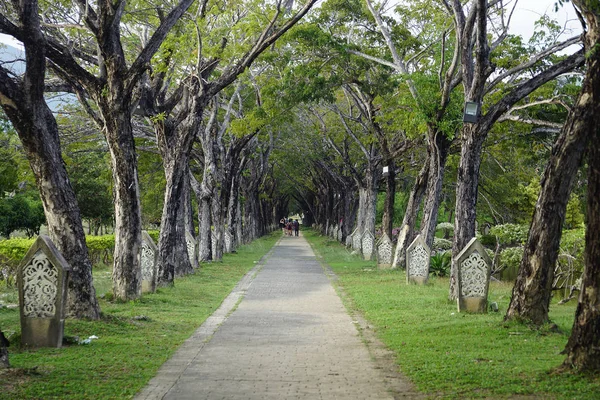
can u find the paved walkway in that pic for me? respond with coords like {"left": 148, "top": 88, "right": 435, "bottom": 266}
{"left": 135, "top": 234, "right": 417, "bottom": 399}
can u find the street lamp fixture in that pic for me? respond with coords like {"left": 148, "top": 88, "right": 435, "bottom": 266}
{"left": 463, "top": 101, "right": 480, "bottom": 123}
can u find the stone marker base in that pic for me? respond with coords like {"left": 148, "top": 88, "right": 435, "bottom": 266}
{"left": 377, "top": 263, "right": 392, "bottom": 270}
{"left": 407, "top": 276, "right": 428, "bottom": 285}
{"left": 21, "top": 318, "right": 64, "bottom": 348}
{"left": 457, "top": 297, "right": 487, "bottom": 313}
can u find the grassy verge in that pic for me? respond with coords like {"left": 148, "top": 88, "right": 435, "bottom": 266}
{"left": 303, "top": 229, "right": 600, "bottom": 399}
{"left": 0, "top": 232, "right": 278, "bottom": 399}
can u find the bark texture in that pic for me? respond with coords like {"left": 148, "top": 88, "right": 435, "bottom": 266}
{"left": 560, "top": 1, "right": 600, "bottom": 371}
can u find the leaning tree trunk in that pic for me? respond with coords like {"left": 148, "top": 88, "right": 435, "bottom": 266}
{"left": 198, "top": 194, "right": 213, "bottom": 262}
{"left": 562, "top": 105, "right": 600, "bottom": 370}
{"left": 450, "top": 124, "right": 486, "bottom": 300}
{"left": 420, "top": 130, "right": 452, "bottom": 250}
{"left": 0, "top": 3, "right": 99, "bottom": 319}
{"left": 507, "top": 3, "right": 599, "bottom": 327}
{"left": 356, "top": 166, "right": 378, "bottom": 236}
{"left": 381, "top": 160, "right": 396, "bottom": 239}
{"left": 393, "top": 159, "right": 429, "bottom": 269}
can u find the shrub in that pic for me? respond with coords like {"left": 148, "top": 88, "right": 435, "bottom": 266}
{"left": 430, "top": 251, "right": 451, "bottom": 277}
{"left": 489, "top": 224, "right": 528, "bottom": 246}
{"left": 432, "top": 238, "right": 452, "bottom": 252}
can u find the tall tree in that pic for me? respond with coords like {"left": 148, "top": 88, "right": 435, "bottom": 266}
{"left": 0, "top": 0, "right": 99, "bottom": 318}
{"left": 447, "top": 0, "right": 584, "bottom": 300}
{"left": 506, "top": 0, "right": 598, "bottom": 328}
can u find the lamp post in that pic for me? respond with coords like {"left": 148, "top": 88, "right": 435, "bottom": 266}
{"left": 463, "top": 101, "right": 480, "bottom": 123}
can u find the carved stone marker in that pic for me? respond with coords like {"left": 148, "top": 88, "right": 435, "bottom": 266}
{"left": 352, "top": 228, "right": 362, "bottom": 251}
{"left": 17, "top": 235, "right": 70, "bottom": 348}
{"left": 141, "top": 231, "right": 157, "bottom": 293}
{"left": 391, "top": 225, "right": 409, "bottom": 269}
{"left": 406, "top": 235, "right": 430, "bottom": 284}
{"left": 332, "top": 225, "right": 338, "bottom": 239}
{"left": 224, "top": 230, "right": 233, "bottom": 254}
{"left": 337, "top": 227, "right": 343, "bottom": 242}
{"left": 361, "top": 230, "right": 375, "bottom": 261}
{"left": 456, "top": 238, "right": 492, "bottom": 313}
{"left": 186, "top": 231, "right": 198, "bottom": 268}
{"left": 377, "top": 233, "right": 394, "bottom": 269}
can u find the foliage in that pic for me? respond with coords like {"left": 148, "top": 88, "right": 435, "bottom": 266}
{"left": 489, "top": 223, "right": 529, "bottom": 246}
{"left": 85, "top": 235, "right": 116, "bottom": 266}
{"left": 0, "top": 238, "right": 34, "bottom": 287}
{"left": 498, "top": 246, "right": 524, "bottom": 279}
{"left": 0, "top": 195, "right": 45, "bottom": 239}
{"left": 432, "top": 237, "right": 452, "bottom": 252}
{"left": 66, "top": 151, "right": 113, "bottom": 233}
{"left": 429, "top": 251, "right": 450, "bottom": 277}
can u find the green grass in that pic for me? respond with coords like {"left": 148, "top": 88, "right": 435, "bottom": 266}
{"left": 0, "top": 232, "right": 278, "bottom": 399}
{"left": 303, "top": 229, "right": 600, "bottom": 399}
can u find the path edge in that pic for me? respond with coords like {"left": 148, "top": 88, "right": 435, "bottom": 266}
{"left": 133, "top": 237, "right": 281, "bottom": 400}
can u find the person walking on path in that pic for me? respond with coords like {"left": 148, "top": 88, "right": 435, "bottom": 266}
{"left": 135, "top": 234, "right": 417, "bottom": 399}
{"left": 293, "top": 219, "right": 300, "bottom": 236}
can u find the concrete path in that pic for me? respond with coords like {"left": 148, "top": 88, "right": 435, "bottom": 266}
{"left": 135, "top": 234, "right": 417, "bottom": 400}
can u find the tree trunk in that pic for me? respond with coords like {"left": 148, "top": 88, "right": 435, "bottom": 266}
{"left": 393, "top": 159, "right": 429, "bottom": 269}
{"left": 450, "top": 124, "right": 485, "bottom": 300}
{"left": 562, "top": 109, "right": 600, "bottom": 370}
{"left": 198, "top": 195, "right": 213, "bottom": 262}
{"left": 103, "top": 106, "right": 142, "bottom": 301}
{"left": 507, "top": 2, "right": 599, "bottom": 327}
{"left": 0, "top": 2, "right": 99, "bottom": 318}
{"left": 381, "top": 160, "right": 396, "bottom": 239}
{"left": 0, "top": 329, "right": 8, "bottom": 369}
{"left": 155, "top": 149, "right": 193, "bottom": 285}
{"left": 420, "top": 130, "right": 452, "bottom": 249}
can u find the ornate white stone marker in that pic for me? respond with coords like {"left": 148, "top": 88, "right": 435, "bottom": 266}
{"left": 224, "top": 230, "right": 233, "bottom": 254}
{"left": 456, "top": 237, "right": 492, "bottom": 313}
{"left": 406, "top": 234, "right": 431, "bottom": 284}
{"left": 377, "top": 233, "right": 394, "bottom": 269}
{"left": 186, "top": 231, "right": 198, "bottom": 268}
{"left": 391, "top": 225, "right": 409, "bottom": 269}
{"left": 141, "top": 231, "right": 157, "bottom": 293}
{"left": 361, "top": 230, "right": 375, "bottom": 261}
{"left": 18, "top": 235, "right": 70, "bottom": 348}
{"left": 337, "top": 226, "right": 343, "bottom": 242}
{"left": 332, "top": 225, "right": 338, "bottom": 239}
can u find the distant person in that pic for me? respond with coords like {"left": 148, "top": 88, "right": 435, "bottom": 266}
{"left": 286, "top": 220, "right": 293, "bottom": 236}
{"left": 280, "top": 217, "right": 285, "bottom": 233}
{"left": 293, "top": 219, "right": 299, "bottom": 236}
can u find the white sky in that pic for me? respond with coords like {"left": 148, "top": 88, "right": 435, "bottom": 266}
{"left": 509, "top": 0, "right": 582, "bottom": 42}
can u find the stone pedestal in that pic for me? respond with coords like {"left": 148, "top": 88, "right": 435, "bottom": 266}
{"left": 406, "top": 235, "right": 430, "bottom": 284}
{"left": 456, "top": 238, "right": 492, "bottom": 313}
{"left": 18, "top": 235, "right": 70, "bottom": 348}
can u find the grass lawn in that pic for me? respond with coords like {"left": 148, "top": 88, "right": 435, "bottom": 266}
{"left": 303, "top": 229, "right": 600, "bottom": 399}
{"left": 0, "top": 232, "right": 278, "bottom": 399}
